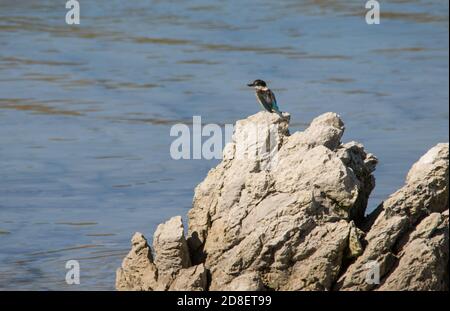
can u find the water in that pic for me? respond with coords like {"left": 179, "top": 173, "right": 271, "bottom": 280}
{"left": 0, "top": 0, "right": 448, "bottom": 290}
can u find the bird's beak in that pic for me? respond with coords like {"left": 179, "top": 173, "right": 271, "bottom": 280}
{"left": 247, "top": 83, "right": 254, "bottom": 87}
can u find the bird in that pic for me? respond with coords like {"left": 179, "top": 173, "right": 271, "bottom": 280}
{"left": 247, "top": 79, "right": 282, "bottom": 117}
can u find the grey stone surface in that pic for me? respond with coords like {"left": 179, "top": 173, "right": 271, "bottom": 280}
{"left": 116, "top": 112, "right": 448, "bottom": 291}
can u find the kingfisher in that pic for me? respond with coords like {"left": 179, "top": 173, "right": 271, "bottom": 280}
{"left": 247, "top": 79, "right": 282, "bottom": 117}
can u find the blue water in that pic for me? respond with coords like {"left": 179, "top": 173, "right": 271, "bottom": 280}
{"left": 0, "top": 0, "right": 448, "bottom": 290}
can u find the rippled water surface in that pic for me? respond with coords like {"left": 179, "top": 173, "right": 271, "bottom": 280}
{"left": 0, "top": 0, "right": 448, "bottom": 290}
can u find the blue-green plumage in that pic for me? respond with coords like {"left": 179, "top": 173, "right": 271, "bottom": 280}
{"left": 248, "top": 79, "right": 282, "bottom": 116}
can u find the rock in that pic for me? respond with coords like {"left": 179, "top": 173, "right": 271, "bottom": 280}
{"left": 336, "top": 143, "right": 449, "bottom": 291}
{"left": 186, "top": 112, "right": 375, "bottom": 291}
{"left": 116, "top": 219, "right": 197, "bottom": 291}
{"left": 115, "top": 111, "right": 449, "bottom": 291}
{"left": 116, "top": 232, "right": 158, "bottom": 291}
{"left": 222, "top": 272, "right": 265, "bottom": 291}
{"left": 153, "top": 216, "right": 191, "bottom": 287}
{"left": 337, "top": 142, "right": 378, "bottom": 224}
{"left": 281, "top": 220, "right": 352, "bottom": 291}
{"left": 348, "top": 221, "right": 365, "bottom": 258}
{"left": 288, "top": 112, "right": 344, "bottom": 150}
{"left": 168, "top": 264, "right": 208, "bottom": 291}
{"left": 377, "top": 211, "right": 448, "bottom": 291}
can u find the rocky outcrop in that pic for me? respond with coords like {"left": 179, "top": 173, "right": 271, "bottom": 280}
{"left": 115, "top": 111, "right": 449, "bottom": 291}
{"left": 115, "top": 232, "right": 159, "bottom": 290}
{"left": 336, "top": 143, "right": 449, "bottom": 291}
{"left": 116, "top": 217, "right": 207, "bottom": 291}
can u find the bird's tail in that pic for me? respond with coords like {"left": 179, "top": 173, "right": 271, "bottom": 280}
{"left": 272, "top": 103, "right": 283, "bottom": 117}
